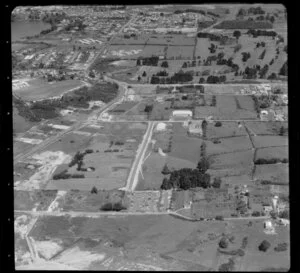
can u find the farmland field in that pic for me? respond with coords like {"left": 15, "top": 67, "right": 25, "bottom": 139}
{"left": 255, "top": 146, "right": 288, "bottom": 161}
{"left": 13, "top": 79, "right": 85, "bottom": 101}
{"left": 45, "top": 122, "right": 147, "bottom": 191}
{"left": 254, "top": 163, "right": 289, "bottom": 184}
{"left": 23, "top": 214, "right": 289, "bottom": 271}
{"left": 252, "top": 135, "right": 288, "bottom": 148}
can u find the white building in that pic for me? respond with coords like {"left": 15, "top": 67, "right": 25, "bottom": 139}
{"left": 172, "top": 110, "right": 193, "bottom": 118}
{"left": 156, "top": 122, "right": 167, "bottom": 131}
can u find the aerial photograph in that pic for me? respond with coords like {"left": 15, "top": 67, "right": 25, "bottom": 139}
{"left": 12, "top": 4, "right": 289, "bottom": 271}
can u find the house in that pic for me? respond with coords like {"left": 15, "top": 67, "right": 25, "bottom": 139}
{"left": 156, "top": 122, "right": 166, "bottom": 131}
{"left": 188, "top": 121, "right": 203, "bottom": 136}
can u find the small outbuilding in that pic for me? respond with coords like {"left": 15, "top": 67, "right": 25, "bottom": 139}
{"left": 156, "top": 122, "right": 167, "bottom": 131}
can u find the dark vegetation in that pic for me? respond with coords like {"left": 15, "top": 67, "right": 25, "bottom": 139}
{"left": 274, "top": 242, "right": 288, "bottom": 252}
{"left": 259, "top": 240, "right": 271, "bottom": 252}
{"left": 100, "top": 202, "right": 126, "bottom": 211}
{"left": 255, "top": 158, "right": 288, "bottom": 165}
{"left": 53, "top": 170, "right": 85, "bottom": 180}
{"left": 214, "top": 20, "right": 272, "bottom": 29}
{"left": 218, "top": 258, "right": 235, "bottom": 271}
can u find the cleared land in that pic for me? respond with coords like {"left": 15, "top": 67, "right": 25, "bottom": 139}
{"left": 14, "top": 79, "right": 85, "bottom": 101}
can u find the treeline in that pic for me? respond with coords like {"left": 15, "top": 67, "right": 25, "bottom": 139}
{"left": 197, "top": 32, "right": 230, "bottom": 44}
{"left": 279, "top": 61, "right": 287, "bottom": 76}
{"left": 214, "top": 20, "right": 272, "bottom": 29}
{"left": 150, "top": 71, "right": 193, "bottom": 84}
{"left": 255, "top": 158, "right": 288, "bottom": 165}
{"left": 206, "top": 75, "right": 227, "bottom": 83}
{"left": 53, "top": 170, "right": 85, "bottom": 180}
{"left": 137, "top": 56, "right": 159, "bottom": 66}
{"left": 174, "top": 9, "right": 206, "bottom": 15}
{"left": 247, "top": 29, "right": 277, "bottom": 37}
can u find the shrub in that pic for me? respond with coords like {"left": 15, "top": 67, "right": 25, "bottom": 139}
{"left": 215, "top": 121, "right": 222, "bottom": 127}
{"left": 212, "top": 177, "right": 222, "bottom": 188}
{"left": 212, "top": 139, "right": 221, "bottom": 144}
{"left": 219, "top": 237, "right": 229, "bottom": 249}
{"left": 274, "top": 242, "right": 288, "bottom": 252}
{"left": 161, "top": 164, "right": 171, "bottom": 175}
{"left": 100, "top": 202, "right": 126, "bottom": 211}
{"left": 218, "top": 258, "right": 235, "bottom": 271}
{"left": 85, "top": 149, "right": 93, "bottom": 153}
{"left": 258, "top": 240, "right": 271, "bottom": 252}
{"left": 279, "top": 210, "right": 289, "bottom": 219}
{"left": 215, "top": 215, "right": 224, "bottom": 221}
{"left": 241, "top": 236, "right": 248, "bottom": 249}
{"left": 252, "top": 211, "right": 261, "bottom": 217}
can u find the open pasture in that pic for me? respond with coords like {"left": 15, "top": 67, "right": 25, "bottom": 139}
{"left": 14, "top": 190, "right": 58, "bottom": 211}
{"left": 254, "top": 163, "right": 289, "bottom": 184}
{"left": 206, "top": 121, "right": 248, "bottom": 139}
{"left": 105, "top": 45, "right": 144, "bottom": 58}
{"left": 205, "top": 135, "right": 253, "bottom": 155}
{"left": 27, "top": 214, "right": 289, "bottom": 271}
{"left": 146, "top": 34, "right": 195, "bottom": 46}
{"left": 208, "top": 150, "right": 254, "bottom": 177}
{"left": 252, "top": 135, "right": 288, "bottom": 148}
{"left": 244, "top": 121, "right": 288, "bottom": 135}
{"left": 255, "top": 146, "right": 288, "bottom": 161}
{"left": 13, "top": 79, "right": 85, "bottom": 101}
{"left": 166, "top": 46, "right": 194, "bottom": 59}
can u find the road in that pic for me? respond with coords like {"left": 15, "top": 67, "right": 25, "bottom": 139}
{"left": 124, "top": 121, "right": 155, "bottom": 191}
{"left": 15, "top": 209, "right": 169, "bottom": 217}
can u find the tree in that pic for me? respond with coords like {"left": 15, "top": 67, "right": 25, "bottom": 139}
{"left": 279, "top": 126, "right": 286, "bottom": 136}
{"left": 212, "top": 177, "right": 222, "bottom": 188}
{"left": 197, "top": 157, "right": 210, "bottom": 174}
{"left": 137, "top": 76, "right": 141, "bottom": 81}
{"left": 91, "top": 186, "right": 98, "bottom": 194}
{"left": 219, "top": 237, "right": 229, "bottom": 249}
{"left": 258, "top": 240, "right": 271, "bottom": 252}
{"left": 161, "top": 61, "right": 169, "bottom": 68}
{"left": 161, "top": 164, "right": 171, "bottom": 175}
{"left": 89, "top": 70, "right": 95, "bottom": 78}
{"left": 199, "top": 77, "right": 205, "bottom": 84}
{"left": 279, "top": 210, "right": 289, "bottom": 219}
{"left": 142, "top": 71, "right": 147, "bottom": 77}
{"left": 233, "top": 30, "right": 241, "bottom": 40}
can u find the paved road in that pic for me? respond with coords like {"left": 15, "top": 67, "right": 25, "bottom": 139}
{"left": 124, "top": 121, "right": 155, "bottom": 191}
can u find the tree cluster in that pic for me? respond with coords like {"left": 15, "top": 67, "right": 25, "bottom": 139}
{"left": 100, "top": 202, "right": 126, "bottom": 211}
{"left": 241, "top": 52, "right": 251, "bottom": 62}
{"left": 137, "top": 56, "right": 159, "bottom": 66}
{"left": 247, "top": 29, "right": 277, "bottom": 38}
{"left": 206, "top": 75, "right": 227, "bottom": 83}
{"left": 255, "top": 158, "right": 288, "bottom": 165}
{"left": 151, "top": 71, "right": 193, "bottom": 84}
{"left": 279, "top": 61, "right": 287, "bottom": 76}
{"left": 53, "top": 170, "right": 85, "bottom": 180}
{"left": 258, "top": 240, "right": 271, "bottom": 252}
{"left": 160, "top": 168, "right": 211, "bottom": 190}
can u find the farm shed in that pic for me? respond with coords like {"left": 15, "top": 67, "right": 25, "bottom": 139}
{"left": 156, "top": 122, "right": 167, "bottom": 131}
{"left": 172, "top": 110, "right": 193, "bottom": 118}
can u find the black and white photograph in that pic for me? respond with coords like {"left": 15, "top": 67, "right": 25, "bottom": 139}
{"left": 10, "top": 3, "right": 290, "bottom": 271}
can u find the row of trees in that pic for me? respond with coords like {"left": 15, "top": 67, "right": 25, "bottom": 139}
{"left": 137, "top": 56, "right": 159, "bottom": 66}
{"left": 247, "top": 29, "right": 277, "bottom": 38}
{"left": 150, "top": 71, "right": 193, "bottom": 84}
